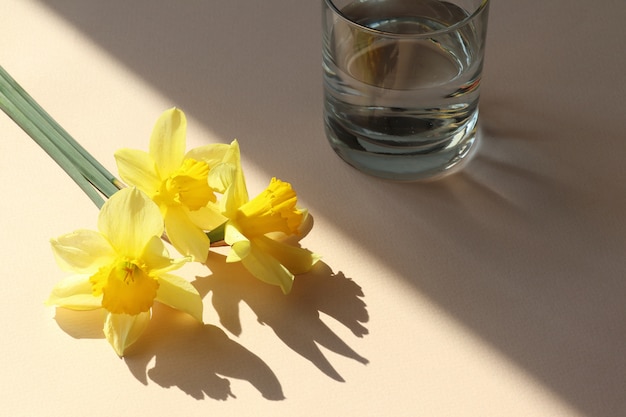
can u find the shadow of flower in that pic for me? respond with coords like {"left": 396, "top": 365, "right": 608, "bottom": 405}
{"left": 123, "top": 304, "right": 285, "bottom": 400}
{"left": 50, "top": 244, "right": 368, "bottom": 395}
{"left": 197, "top": 252, "right": 369, "bottom": 382}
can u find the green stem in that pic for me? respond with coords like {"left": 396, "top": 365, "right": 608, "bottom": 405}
{"left": 0, "top": 88, "right": 106, "bottom": 207}
{"left": 0, "top": 65, "right": 121, "bottom": 203}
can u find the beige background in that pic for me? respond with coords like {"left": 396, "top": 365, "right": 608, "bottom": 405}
{"left": 2, "top": 1, "right": 625, "bottom": 416}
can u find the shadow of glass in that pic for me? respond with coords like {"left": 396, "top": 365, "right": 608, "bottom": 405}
{"left": 368, "top": 110, "right": 626, "bottom": 417}
{"left": 196, "top": 252, "right": 369, "bottom": 382}
{"left": 124, "top": 304, "right": 285, "bottom": 401}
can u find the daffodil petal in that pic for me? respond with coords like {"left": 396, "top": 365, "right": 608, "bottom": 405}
{"left": 184, "top": 143, "right": 231, "bottom": 168}
{"left": 186, "top": 204, "right": 227, "bottom": 231}
{"left": 226, "top": 239, "right": 250, "bottom": 263}
{"left": 221, "top": 140, "right": 242, "bottom": 166}
{"left": 254, "top": 235, "right": 320, "bottom": 275}
{"left": 98, "top": 188, "right": 164, "bottom": 258}
{"left": 140, "top": 235, "right": 190, "bottom": 274}
{"left": 45, "top": 274, "right": 102, "bottom": 310}
{"left": 103, "top": 311, "right": 151, "bottom": 357}
{"left": 114, "top": 148, "right": 160, "bottom": 195}
{"left": 163, "top": 206, "right": 210, "bottom": 262}
{"left": 50, "top": 229, "right": 115, "bottom": 274}
{"left": 220, "top": 143, "right": 248, "bottom": 217}
{"left": 149, "top": 108, "right": 186, "bottom": 178}
{"left": 224, "top": 223, "right": 248, "bottom": 246}
{"left": 235, "top": 242, "right": 295, "bottom": 294}
{"left": 207, "top": 162, "right": 237, "bottom": 194}
{"left": 156, "top": 273, "right": 203, "bottom": 322}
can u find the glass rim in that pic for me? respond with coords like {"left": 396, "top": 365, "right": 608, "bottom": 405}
{"left": 324, "top": 0, "right": 489, "bottom": 38}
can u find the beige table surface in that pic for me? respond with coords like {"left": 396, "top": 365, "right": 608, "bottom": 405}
{"left": 2, "top": 1, "right": 625, "bottom": 416}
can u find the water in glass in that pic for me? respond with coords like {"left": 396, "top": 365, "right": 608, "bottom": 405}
{"left": 323, "top": 0, "right": 489, "bottom": 180}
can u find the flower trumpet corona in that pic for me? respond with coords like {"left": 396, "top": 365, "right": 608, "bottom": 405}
{"left": 46, "top": 187, "right": 203, "bottom": 356}
{"left": 114, "top": 108, "right": 236, "bottom": 262}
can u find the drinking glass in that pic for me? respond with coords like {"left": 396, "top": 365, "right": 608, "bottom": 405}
{"left": 322, "top": 0, "right": 490, "bottom": 180}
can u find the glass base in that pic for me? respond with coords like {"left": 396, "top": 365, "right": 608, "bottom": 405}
{"left": 325, "top": 114, "right": 480, "bottom": 181}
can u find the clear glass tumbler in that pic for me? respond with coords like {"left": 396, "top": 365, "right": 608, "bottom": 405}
{"left": 322, "top": 0, "right": 490, "bottom": 181}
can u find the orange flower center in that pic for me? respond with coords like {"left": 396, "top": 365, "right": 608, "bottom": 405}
{"left": 90, "top": 258, "right": 159, "bottom": 315}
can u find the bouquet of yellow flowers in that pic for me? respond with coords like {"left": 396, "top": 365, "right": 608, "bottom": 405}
{"left": 0, "top": 66, "right": 319, "bottom": 356}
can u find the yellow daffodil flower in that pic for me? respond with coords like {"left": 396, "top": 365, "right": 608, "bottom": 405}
{"left": 114, "top": 108, "right": 236, "bottom": 262}
{"left": 221, "top": 157, "right": 320, "bottom": 294}
{"left": 46, "top": 187, "right": 203, "bottom": 356}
